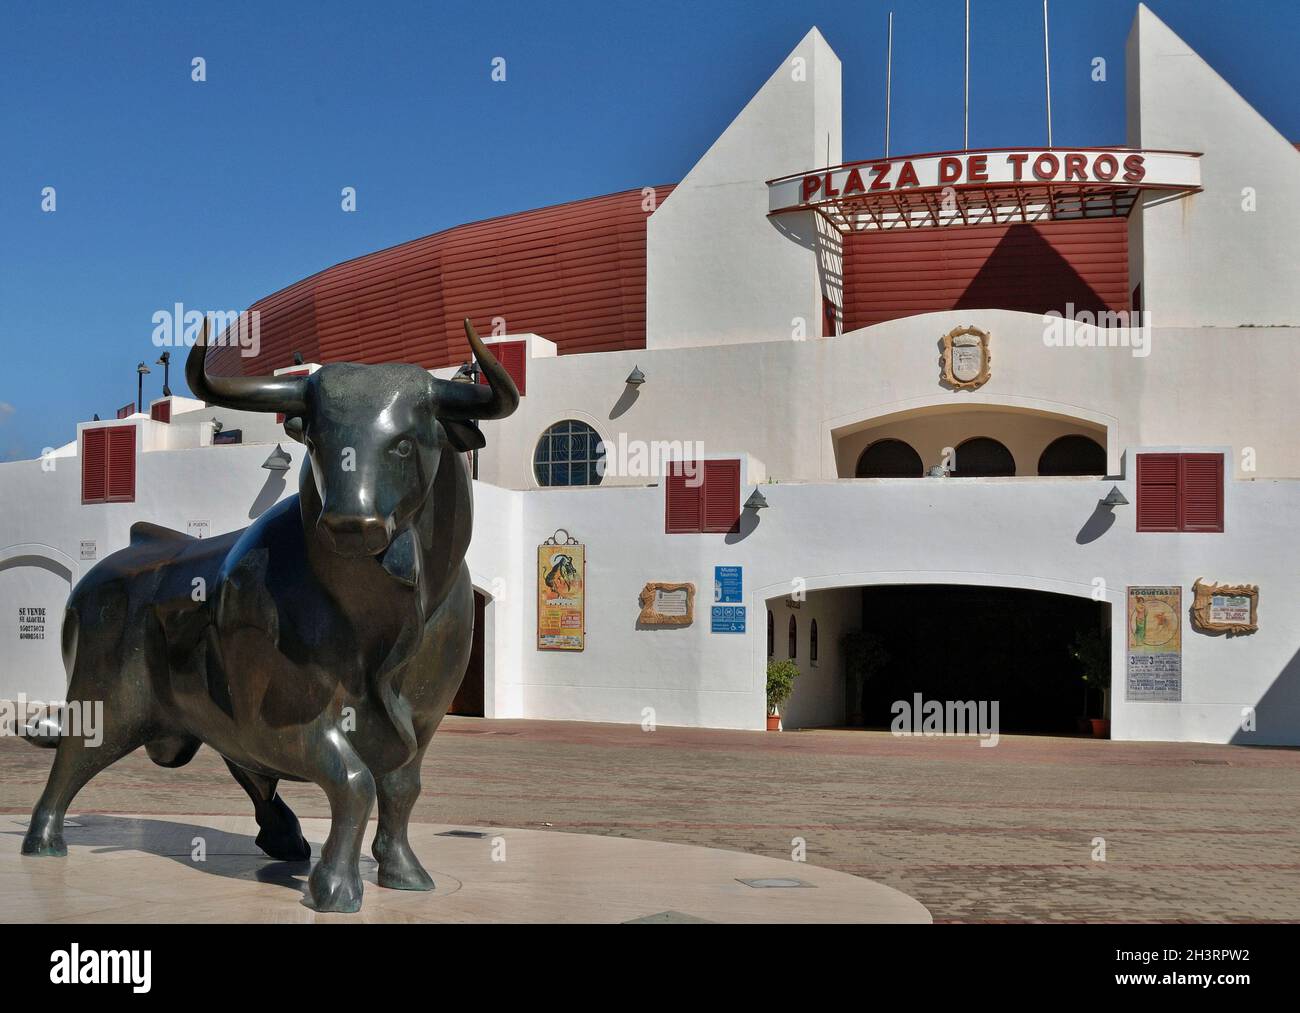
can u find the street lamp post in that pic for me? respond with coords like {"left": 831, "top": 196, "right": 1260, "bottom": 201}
{"left": 136, "top": 362, "right": 151, "bottom": 413}
{"left": 156, "top": 352, "right": 172, "bottom": 397}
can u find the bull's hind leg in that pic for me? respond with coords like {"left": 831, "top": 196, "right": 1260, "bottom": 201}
{"left": 303, "top": 728, "right": 375, "bottom": 913}
{"left": 373, "top": 748, "right": 433, "bottom": 891}
{"left": 224, "top": 759, "right": 310, "bottom": 862}
{"left": 21, "top": 706, "right": 149, "bottom": 856}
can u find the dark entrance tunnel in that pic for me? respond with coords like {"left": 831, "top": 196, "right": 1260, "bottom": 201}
{"left": 853, "top": 585, "right": 1109, "bottom": 735}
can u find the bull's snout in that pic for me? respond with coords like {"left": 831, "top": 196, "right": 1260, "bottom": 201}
{"left": 318, "top": 514, "right": 393, "bottom": 557}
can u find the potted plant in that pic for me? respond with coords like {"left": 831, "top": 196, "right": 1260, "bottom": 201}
{"left": 1070, "top": 628, "right": 1110, "bottom": 737}
{"left": 841, "top": 631, "right": 889, "bottom": 727}
{"left": 766, "top": 659, "right": 800, "bottom": 730}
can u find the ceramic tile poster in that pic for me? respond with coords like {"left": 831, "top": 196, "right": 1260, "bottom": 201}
{"left": 538, "top": 542, "right": 585, "bottom": 651}
{"left": 1126, "top": 585, "right": 1182, "bottom": 701}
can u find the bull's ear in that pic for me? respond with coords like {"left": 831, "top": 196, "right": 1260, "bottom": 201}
{"left": 440, "top": 418, "right": 485, "bottom": 452}
{"left": 283, "top": 416, "right": 306, "bottom": 444}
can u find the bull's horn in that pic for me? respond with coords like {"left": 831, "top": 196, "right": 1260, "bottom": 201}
{"left": 185, "top": 317, "right": 309, "bottom": 416}
{"left": 433, "top": 319, "right": 520, "bottom": 421}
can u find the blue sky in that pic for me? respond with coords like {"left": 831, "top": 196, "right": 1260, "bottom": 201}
{"left": 2, "top": 0, "right": 1297, "bottom": 460}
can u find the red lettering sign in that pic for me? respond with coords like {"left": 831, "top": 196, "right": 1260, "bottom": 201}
{"left": 1064, "top": 153, "right": 1087, "bottom": 181}
{"left": 801, "top": 175, "right": 821, "bottom": 201}
{"left": 939, "top": 157, "right": 962, "bottom": 184}
{"left": 966, "top": 155, "right": 988, "bottom": 182}
{"left": 869, "top": 163, "right": 891, "bottom": 191}
{"left": 1123, "top": 154, "right": 1146, "bottom": 182}
{"left": 1006, "top": 152, "right": 1029, "bottom": 181}
{"left": 896, "top": 161, "right": 919, "bottom": 187}
{"left": 1093, "top": 154, "right": 1118, "bottom": 181}
{"left": 843, "top": 168, "right": 865, "bottom": 195}
{"left": 1033, "top": 153, "right": 1059, "bottom": 180}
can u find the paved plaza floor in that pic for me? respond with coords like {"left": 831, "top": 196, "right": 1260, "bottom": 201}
{"left": 3, "top": 718, "right": 1298, "bottom": 922}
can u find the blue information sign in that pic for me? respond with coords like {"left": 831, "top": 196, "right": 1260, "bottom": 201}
{"left": 711, "top": 605, "right": 746, "bottom": 633}
{"left": 714, "top": 565, "right": 743, "bottom": 603}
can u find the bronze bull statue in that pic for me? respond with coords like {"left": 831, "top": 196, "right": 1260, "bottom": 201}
{"left": 21, "top": 319, "right": 518, "bottom": 912}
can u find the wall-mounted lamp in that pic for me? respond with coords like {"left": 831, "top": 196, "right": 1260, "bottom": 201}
{"left": 1101, "top": 486, "right": 1129, "bottom": 507}
{"left": 262, "top": 444, "right": 292, "bottom": 472}
{"left": 155, "top": 351, "right": 172, "bottom": 397}
{"left": 135, "top": 362, "right": 151, "bottom": 413}
{"left": 744, "top": 490, "right": 769, "bottom": 511}
{"left": 625, "top": 365, "right": 646, "bottom": 387}
{"left": 452, "top": 360, "right": 480, "bottom": 383}
{"left": 292, "top": 350, "right": 305, "bottom": 366}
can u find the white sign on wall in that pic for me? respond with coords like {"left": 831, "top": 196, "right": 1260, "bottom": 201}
{"left": 187, "top": 521, "right": 210, "bottom": 539}
{"left": 80, "top": 540, "right": 96, "bottom": 560}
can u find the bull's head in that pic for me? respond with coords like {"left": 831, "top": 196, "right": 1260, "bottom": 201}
{"left": 186, "top": 319, "right": 519, "bottom": 558}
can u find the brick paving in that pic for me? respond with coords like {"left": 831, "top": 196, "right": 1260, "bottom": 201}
{"left": 3, "top": 717, "right": 1299, "bottom": 922}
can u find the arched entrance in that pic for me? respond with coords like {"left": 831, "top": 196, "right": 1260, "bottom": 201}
{"left": 762, "top": 572, "right": 1113, "bottom": 736}
{"left": 0, "top": 545, "right": 78, "bottom": 702}
{"left": 449, "top": 590, "right": 487, "bottom": 716}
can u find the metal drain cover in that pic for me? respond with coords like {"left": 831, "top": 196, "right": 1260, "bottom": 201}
{"left": 737, "top": 877, "right": 814, "bottom": 889}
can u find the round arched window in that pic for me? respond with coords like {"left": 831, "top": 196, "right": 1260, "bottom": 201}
{"left": 534, "top": 420, "right": 606, "bottom": 487}
{"left": 767, "top": 610, "right": 774, "bottom": 658}
{"left": 855, "top": 438, "right": 924, "bottom": 478}
{"left": 953, "top": 437, "right": 1016, "bottom": 477}
{"left": 788, "top": 615, "right": 798, "bottom": 659}
{"left": 1037, "top": 435, "right": 1106, "bottom": 476}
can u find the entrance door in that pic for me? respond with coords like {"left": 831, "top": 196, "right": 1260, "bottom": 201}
{"left": 449, "top": 591, "right": 485, "bottom": 716}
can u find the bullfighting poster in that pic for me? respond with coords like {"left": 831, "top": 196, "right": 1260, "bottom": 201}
{"left": 538, "top": 532, "right": 585, "bottom": 651}
{"left": 1126, "top": 585, "right": 1182, "bottom": 702}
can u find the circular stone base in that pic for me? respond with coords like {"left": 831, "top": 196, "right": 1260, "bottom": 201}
{"left": 0, "top": 814, "right": 930, "bottom": 923}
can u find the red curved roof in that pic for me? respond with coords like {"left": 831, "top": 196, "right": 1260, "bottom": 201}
{"left": 210, "top": 186, "right": 674, "bottom": 376}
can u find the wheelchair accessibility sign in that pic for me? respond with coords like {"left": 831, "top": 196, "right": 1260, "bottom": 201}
{"left": 711, "top": 605, "right": 746, "bottom": 634}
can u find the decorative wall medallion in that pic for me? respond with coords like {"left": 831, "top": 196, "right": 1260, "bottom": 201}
{"left": 1191, "top": 578, "right": 1259, "bottom": 635}
{"left": 941, "top": 325, "right": 991, "bottom": 390}
{"left": 638, "top": 582, "right": 695, "bottom": 627}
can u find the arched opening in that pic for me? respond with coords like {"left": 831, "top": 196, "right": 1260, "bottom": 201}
{"left": 810, "top": 619, "right": 819, "bottom": 665}
{"left": 953, "top": 437, "right": 1016, "bottom": 477}
{"left": 855, "top": 438, "right": 924, "bottom": 478}
{"left": 767, "top": 610, "right": 774, "bottom": 657}
{"left": 1038, "top": 434, "right": 1106, "bottom": 476}
{"left": 788, "top": 615, "right": 797, "bottom": 659}
{"left": 0, "top": 547, "right": 76, "bottom": 701}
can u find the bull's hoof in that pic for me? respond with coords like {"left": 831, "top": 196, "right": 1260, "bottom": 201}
{"left": 255, "top": 798, "right": 311, "bottom": 862}
{"left": 377, "top": 850, "right": 435, "bottom": 892}
{"left": 256, "top": 826, "right": 311, "bottom": 863}
{"left": 20, "top": 829, "right": 67, "bottom": 857}
{"left": 306, "top": 863, "right": 363, "bottom": 913}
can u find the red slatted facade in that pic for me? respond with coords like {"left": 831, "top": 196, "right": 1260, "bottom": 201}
{"left": 665, "top": 460, "right": 741, "bottom": 534}
{"left": 1136, "top": 453, "right": 1224, "bottom": 532}
{"left": 211, "top": 187, "right": 673, "bottom": 377}
{"left": 842, "top": 218, "right": 1130, "bottom": 329}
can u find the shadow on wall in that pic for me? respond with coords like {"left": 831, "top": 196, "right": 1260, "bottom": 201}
{"left": 1230, "top": 646, "right": 1300, "bottom": 745}
{"left": 248, "top": 472, "right": 288, "bottom": 519}
{"left": 956, "top": 225, "right": 1110, "bottom": 315}
{"left": 1075, "top": 501, "right": 1118, "bottom": 544}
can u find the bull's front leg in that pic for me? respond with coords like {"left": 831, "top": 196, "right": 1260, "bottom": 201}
{"left": 305, "top": 727, "right": 375, "bottom": 913}
{"left": 373, "top": 747, "right": 434, "bottom": 891}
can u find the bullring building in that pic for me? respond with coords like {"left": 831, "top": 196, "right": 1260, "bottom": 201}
{"left": 2, "top": 5, "right": 1297, "bottom": 744}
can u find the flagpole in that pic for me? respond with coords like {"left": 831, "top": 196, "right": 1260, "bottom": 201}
{"left": 1043, "top": 0, "right": 1053, "bottom": 147}
{"left": 964, "top": 0, "right": 970, "bottom": 150}
{"left": 885, "top": 11, "right": 894, "bottom": 158}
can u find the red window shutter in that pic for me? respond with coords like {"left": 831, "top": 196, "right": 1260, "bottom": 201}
{"left": 702, "top": 459, "right": 741, "bottom": 533}
{"left": 81, "top": 428, "right": 107, "bottom": 503}
{"left": 665, "top": 462, "right": 703, "bottom": 533}
{"left": 105, "top": 426, "right": 136, "bottom": 502}
{"left": 150, "top": 400, "right": 171, "bottom": 423}
{"left": 1180, "top": 454, "right": 1223, "bottom": 532}
{"left": 479, "top": 341, "right": 526, "bottom": 396}
{"left": 1136, "top": 453, "right": 1179, "bottom": 532}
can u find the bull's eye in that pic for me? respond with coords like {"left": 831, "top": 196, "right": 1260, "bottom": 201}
{"left": 394, "top": 438, "right": 413, "bottom": 459}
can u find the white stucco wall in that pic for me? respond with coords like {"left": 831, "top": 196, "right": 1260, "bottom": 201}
{"left": 646, "top": 26, "right": 842, "bottom": 349}
{"left": 1127, "top": 3, "right": 1300, "bottom": 327}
